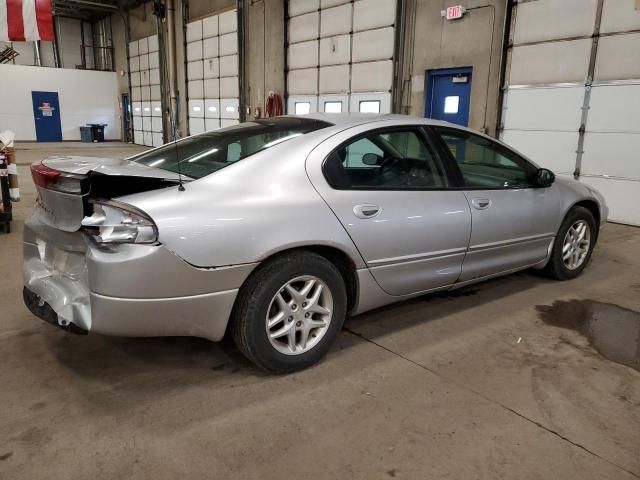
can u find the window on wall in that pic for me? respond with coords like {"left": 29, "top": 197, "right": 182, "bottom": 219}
{"left": 324, "top": 129, "right": 449, "bottom": 190}
{"left": 295, "top": 102, "right": 311, "bottom": 114}
{"left": 324, "top": 101, "right": 343, "bottom": 113}
{"left": 359, "top": 100, "right": 381, "bottom": 113}
{"left": 434, "top": 126, "right": 537, "bottom": 189}
{"left": 186, "top": 9, "right": 240, "bottom": 135}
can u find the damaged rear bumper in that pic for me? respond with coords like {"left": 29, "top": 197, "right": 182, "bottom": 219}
{"left": 23, "top": 206, "right": 257, "bottom": 341}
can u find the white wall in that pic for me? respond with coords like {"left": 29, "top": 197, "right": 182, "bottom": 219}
{"left": 0, "top": 64, "right": 120, "bottom": 141}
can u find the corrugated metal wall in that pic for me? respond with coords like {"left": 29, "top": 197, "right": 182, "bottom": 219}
{"left": 501, "top": 0, "right": 640, "bottom": 225}
{"left": 286, "top": 0, "right": 396, "bottom": 115}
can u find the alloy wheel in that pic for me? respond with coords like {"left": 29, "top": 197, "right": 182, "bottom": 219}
{"left": 562, "top": 220, "right": 591, "bottom": 270}
{"left": 265, "top": 275, "right": 334, "bottom": 355}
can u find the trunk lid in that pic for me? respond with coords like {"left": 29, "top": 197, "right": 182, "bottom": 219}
{"left": 33, "top": 156, "right": 185, "bottom": 232}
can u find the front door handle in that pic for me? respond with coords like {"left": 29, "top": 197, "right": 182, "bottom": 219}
{"left": 471, "top": 198, "right": 492, "bottom": 210}
{"left": 353, "top": 204, "right": 381, "bottom": 219}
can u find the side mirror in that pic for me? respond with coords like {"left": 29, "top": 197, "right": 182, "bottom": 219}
{"left": 362, "top": 153, "right": 382, "bottom": 166}
{"left": 535, "top": 168, "right": 555, "bottom": 188}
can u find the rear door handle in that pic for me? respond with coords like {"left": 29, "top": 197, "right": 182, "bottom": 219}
{"left": 353, "top": 204, "right": 381, "bottom": 219}
{"left": 471, "top": 198, "right": 492, "bottom": 210}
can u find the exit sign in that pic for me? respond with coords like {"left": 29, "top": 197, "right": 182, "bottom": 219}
{"left": 445, "top": 5, "right": 466, "bottom": 20}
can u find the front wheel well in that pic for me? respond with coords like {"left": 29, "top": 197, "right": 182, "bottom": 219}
{"left": 571, "top": 200, "right": 601, "bottom": 235}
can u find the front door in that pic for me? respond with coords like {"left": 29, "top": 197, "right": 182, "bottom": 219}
{"left": 432, "top": 126, "right": 561, "bottom": 282}
{"left": 312, "top": 126, "right": 472, "bottom": 296}
{"left": 32, "top": 91, "right": 62, "bottom": 142}
{"left": 425, "top": 67, "right": 472, "bottom": 127}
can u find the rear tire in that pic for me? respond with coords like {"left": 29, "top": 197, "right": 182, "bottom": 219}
{"left": 544, "top": 206, "right": 597, "bottom": 280}
{"left": 231, "top": 251, "right": 347, "bottom": 373}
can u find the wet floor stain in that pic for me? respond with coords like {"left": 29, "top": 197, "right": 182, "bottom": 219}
{"left": 536, "top": 300, "right": 640, "bottom": 372}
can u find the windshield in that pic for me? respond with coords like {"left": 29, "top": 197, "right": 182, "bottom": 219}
{"left": 130, "top": 117, "right": 331, "bottom": 179}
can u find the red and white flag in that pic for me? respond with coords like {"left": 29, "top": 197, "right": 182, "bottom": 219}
{"left": 0, "top": 0, "right": 54, "bottom": 42}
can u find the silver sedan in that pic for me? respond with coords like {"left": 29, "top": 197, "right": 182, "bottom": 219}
{"left": 23, "top": 115, "right": 607, "bottom": 372}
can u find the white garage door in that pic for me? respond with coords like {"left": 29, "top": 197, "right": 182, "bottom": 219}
{"left": 286, "top": 0, "right": 396, "bottom": 115}
{"left": 501, "top": 0, "right": 640, "bottom": 226}
{"left": 186, "top": 9, "right": 240, "bottom": 135}
{"left": 129, "top": 34, "right": 163, "bottom": 147}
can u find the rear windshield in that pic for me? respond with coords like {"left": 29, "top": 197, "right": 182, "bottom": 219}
{"left": 130, "top": 117, "right": 331, "bottom": 179}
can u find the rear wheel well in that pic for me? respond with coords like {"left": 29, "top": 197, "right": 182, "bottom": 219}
{"left": 255, "top": 246, "right": 358, "bottom": 314}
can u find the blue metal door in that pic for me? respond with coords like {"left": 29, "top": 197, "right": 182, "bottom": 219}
{"left": 32, "top": 91, "right": 63, "bottom": 142}
{"left": 425, "top": 67, "right": 472, "bottom": 127}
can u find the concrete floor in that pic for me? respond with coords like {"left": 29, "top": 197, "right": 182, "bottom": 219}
{"left": 1, "top": 142, "right": 639, "bottom": 479}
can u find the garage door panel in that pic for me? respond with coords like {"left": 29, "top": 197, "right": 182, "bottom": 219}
{"left": 514, "top": 0, "right": 597, "bottom": 44}
{"left": 289, "top": 40, "right": 319, "bottom": 70}
{"left": 594, "top": 33, "right": 640, "bottom": 81}
{"left": 600, "top": 0, "right": 640, "bottom": 34}
{"left": 219, "top": 33, "right": 238, "bottom": 56}
{"left": 186, "top": 20, "right": 202, "bottom": 43}
{"left": 319, "top": 65, "right": 350, "bottom": 94}
{"left": 221, "top": 98, "right": 240, "bottom": 119}
{"left": 203, "top": 15, "right": 219, "bottom": 38}
{"left": 289, "top": 12, "right": 319, "bottom": 43}
{"left": 287, "top": 95, "right": 319, "bottom": 114}
{"left": 501, "top": 130, "right": 579, "bottom": 174}
{"left": 288, "top": 68, "right": 319, "bottom": 95}
{"left": 320, "top": 4, "right": 352, "bottom": 37}
{"left": 349, "top": 93, "right": 391, "bottom": 113}
{"left": 188, "top": 80, "right": 204, "bottom": 99}
{"left": 289, "top": 0, "right": 319, "bottom": 17}
{"left": 353, "top": 0, "right": 396, "bottom": 31}
{"left": 319, "top": 94, "right": 349, "bottom": 113}
{"left": 351, "top": 60, "right": 393, "bottom": 92}
{"left": 204, "top": 78, "right": 220, "bottom": 98}
{"left": 203, "top": 58, "right": 219, "bottom": 79}
{"left": 219, "top": 10, "right": 237, "bottom": 34}
{"left": 189, "top": 117, "right": 205, "bottom": 135}
{"left": 509, "top": 40, "right": 591, "bottom": 85}
{"left": 582, "top": 133, "right": 640, "bottom": 180}
{"left": 580, "top": 176, "right": 640, "bottom": 225}
{"left": 220, "top": 55, "right": 239, "bottom": 77}
{"left": 321, "top": 0, "right": 349, "bottom": 7}
{"left": 220, "top": 76, "right": 239, "bottom": 98}
{"left": 352, "top": 27, "right": 394, "bottom": 62}
{"left": 319, "top": 35, "right": 351, "bottom": 66}
{"left": 187, "top": 41, "right": 203, "bottom": 61}
{"left": 503, "top": 86, "right": 584, "bottom": 131}
{"left": 187, "top": 60, "right": 204, "bottom": 80}
{"left": 203, "top": 37, "right": 219, "bottom": 58}
{"left": 587, "top": 84, "right": 640, "bottom": 132}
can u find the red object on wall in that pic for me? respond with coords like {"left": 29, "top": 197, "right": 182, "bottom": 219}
{"left": 1, "top": 0, "right": 54, "bottom": 42}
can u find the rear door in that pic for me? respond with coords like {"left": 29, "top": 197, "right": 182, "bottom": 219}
{"left": 431, "top": 126, "right": 562, "bottom": 282}
{"left": 309, "top": 125, "right": 471, "bottom": 296}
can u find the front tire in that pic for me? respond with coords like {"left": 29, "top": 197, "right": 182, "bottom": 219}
{"left": 544, "top": 206, "right": 597, "bottom": 280}
{"left": 231, "top": 251, "right": 347, "bottom": 373}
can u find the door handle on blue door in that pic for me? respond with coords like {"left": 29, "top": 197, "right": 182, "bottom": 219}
{"left": 471, "top": 198, "right": 491, "bottom": 210}
{"left": 353, "top": 204, "right": 381, "bottom": 219}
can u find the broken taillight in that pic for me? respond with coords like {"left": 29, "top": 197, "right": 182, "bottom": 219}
{"left": 30, "top": 162, "right": 85, "bottom": 194}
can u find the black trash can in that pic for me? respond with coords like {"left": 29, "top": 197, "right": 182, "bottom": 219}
{"left": 87, "top": 124, "right": 107, "bottom": 142}
{"left": 80, "top": 126, "right": 93, "bottom": 143}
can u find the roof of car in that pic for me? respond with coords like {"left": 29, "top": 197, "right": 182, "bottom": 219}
{"left": 287, "top": 113, "right": 458, "bottom": 129}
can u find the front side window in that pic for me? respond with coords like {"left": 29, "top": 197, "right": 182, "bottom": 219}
{"left": 323, "top": 129, "right": 448, "bottom": 189}
{"left": 130, "top": 117, "right": 331, "bottom": 179}
{"left": 434, "top": 126, "right": 537, "bottom": 189}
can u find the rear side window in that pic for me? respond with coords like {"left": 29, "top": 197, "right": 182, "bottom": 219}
{"left": 323, "top": 129, "right": 449, "bottom": 190}
{"left": 130, "top": 117, "right": 331, "bottom": 179}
